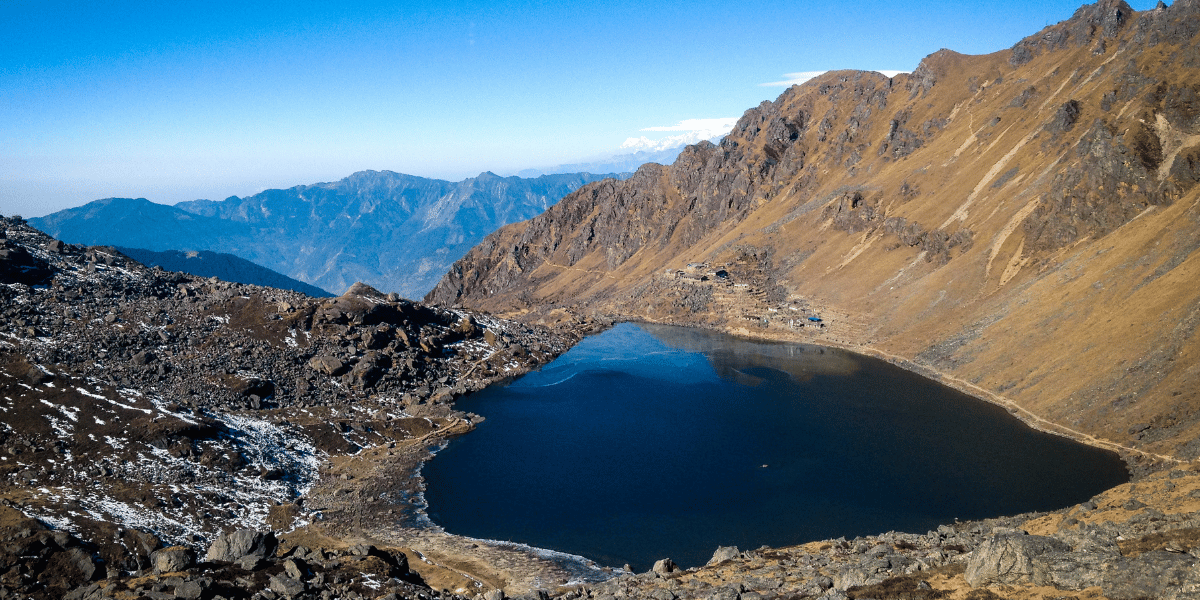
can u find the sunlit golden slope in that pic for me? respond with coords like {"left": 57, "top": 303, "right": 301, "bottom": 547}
{"left": 429, "top": 0, "right": 1200, "bottom": 461}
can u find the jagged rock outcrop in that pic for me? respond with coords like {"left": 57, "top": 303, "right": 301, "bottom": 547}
{"left": 429, "top": 0, "right": 1200, "bottom": 464}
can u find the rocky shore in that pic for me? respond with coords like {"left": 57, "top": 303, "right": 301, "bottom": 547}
{"left": 553, "top": 467, "right": 1200, "bottom": 600}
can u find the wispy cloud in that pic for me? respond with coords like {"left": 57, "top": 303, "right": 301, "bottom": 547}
{"left": 620, "top": 118, "right": 738, "bottom": 153}
{"left": 759, "top": 70, "right": 907, "bottom": 87}
{"left": 640, "top": 118, "right": 739, "bottom": 133}
{"left": 760, "top": 71, "right": 828, "bottom": 87}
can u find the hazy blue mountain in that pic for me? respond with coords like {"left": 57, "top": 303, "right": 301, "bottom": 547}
{"left": 116, "top": 247, "right": 333, "bottom": 297}
{"left": 32, "top": 197, "right": 246, "bottom": 251}
{"left": 31, "top": 169, "right": 619, "bottom": 298}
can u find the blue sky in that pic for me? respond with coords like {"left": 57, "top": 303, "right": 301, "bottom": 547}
{"left": 1, "top": 0, "right": 1158, "bottom": 217}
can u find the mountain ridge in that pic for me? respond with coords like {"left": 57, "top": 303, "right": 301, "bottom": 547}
{"left": 428, "top": 0, "right": 1200, "bottom": 463}
{"left": 114, "top": 246, "right": 334, "bottom": 297}
{"left": 31, "top": 169, "right": 623, "bottom": 298}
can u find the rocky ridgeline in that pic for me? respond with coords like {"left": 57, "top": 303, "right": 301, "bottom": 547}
{"left": 0, "top": 214, "right": 579, "bottom": 599}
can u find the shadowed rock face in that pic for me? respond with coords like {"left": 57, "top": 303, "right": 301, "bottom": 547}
{"left": 429, "top": 0, "right": 1200, "bottom": 461}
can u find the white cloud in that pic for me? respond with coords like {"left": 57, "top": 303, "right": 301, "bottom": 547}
{"left": 760, "top": 70, "right": 907, "bottom": 87}
{"left": 640, "top": 118, "right": 739, "bottom": 133}
{"left": 620, "top": 118, "right": 738, "bottom": 153}
{"left": 760, "top": 71, "right": 828, "bottom": 87}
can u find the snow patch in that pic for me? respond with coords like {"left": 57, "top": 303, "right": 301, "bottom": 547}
{"left": 40, "top": 398, "right": 80, "bottom": 421}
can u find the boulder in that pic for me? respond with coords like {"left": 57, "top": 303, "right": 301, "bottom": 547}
{"left": 173, "top": 577, "right": 210, "bottom": 599}
{"left": 205, "top": 529, "right": 277, "bottom": 563}
{"left": 964, "top": 532, "right": 1071, "bottom": 587}
{"left": 269, "top": 573, "right": 306, "bottom": 597}
{"left": 131, "top": 350, "right": 156, "bottom": 366}
{"left": 707, "top": 545, "right": 741, "bottom": 566}
{"left": 345, "top": 351, "right": 387, "bottom": 389}
{"left": 235, "top": 554, "right": 263, "bottom": 571}
{"left": 343, "top": 281, "right": 387, "bottom": 300}
{"left": 1103, "top": 550, "right": 1199, "bottom": 600}
{"left": 0, "top": 244, "right": 53, "bottom": 285}
{"left": 152, "top": 545, "right": 194, "bottom": 573}
{"left": 652, "top": 558, "right": 677, "bottom": 575}
{"left": 39, "top": 546, "right": 97, "bottom": 591}
{"left": 308, "top": 355, "right": 348, "bottom": 376}
{"left": 1034, "top": 549, "right": 1121, "bottom": 590}
{"left": 283, "top": 557, "right": 305, "bottom": 579}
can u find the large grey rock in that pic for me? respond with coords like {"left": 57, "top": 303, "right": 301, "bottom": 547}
{"left": 1034, "top": 549, "right": 1121, "bottom": 590}
{"left": 308, "top": 355, "right": 348, "bottom": 376}
{"left": 234, "top": 554, "right": 263, "bottom": 571}
{"left": 648, "top": 588, "right": 678, "bottom": 600}
{"left": 152, "top": 546, "right": 193, "bottom": 573}
{"left": 173, "top": 578, "right": 209, "bottom": 599}
{"left": 964, "top": 533, "right": 1071, "bottom": 587}
{"left": 1104, "top": 550, "right": 1199, "bottom": 600}
{"left": 283, "top": 558, "right": 305, "bottom": 579}
{"left": 40, "top": 546, "right": 96, "bottom": 591}
{"left": 707, "top": 546, "right": 741, "bottom": 566}
{"left": 833, "top": 566, "right": 873, "bottom": 590}
{"left": 652, "top": 558, "right": 677, "bottom": 575}
{"left": 707, "top": 586, "right": 740, "bottom": 600}
{"left": 205, "top": 529, "right": 277, "bottom": 563}
{"left": 269, "top": 573, "right": 306, "bottom": 598}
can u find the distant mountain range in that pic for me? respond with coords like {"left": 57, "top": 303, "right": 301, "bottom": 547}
{"left": 115, "top": 247, "right": 332, "bottom": 297}
{"left": 31, "top": 170, "right": 621, "bottom": 298}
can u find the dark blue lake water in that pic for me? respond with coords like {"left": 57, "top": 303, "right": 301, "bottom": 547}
{"left": 423, "top": 323, "right": 1128, "bottom": 572}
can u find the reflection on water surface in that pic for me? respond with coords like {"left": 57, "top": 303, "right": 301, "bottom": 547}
{"left": 423, "top": 323, "right": 1128, "bottom": 572}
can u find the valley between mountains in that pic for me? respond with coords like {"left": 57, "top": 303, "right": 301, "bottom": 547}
{"left": 6, "top": 1, "right": 1200, "bottom": 599}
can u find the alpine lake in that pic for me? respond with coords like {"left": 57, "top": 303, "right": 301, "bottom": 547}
{"left": 422, "top": 323, "right": 1129, "bottom": 572}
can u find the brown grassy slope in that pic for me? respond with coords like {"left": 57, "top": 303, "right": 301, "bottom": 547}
{"left": 428, "top": 0, "right": 1200, "bottom": 460}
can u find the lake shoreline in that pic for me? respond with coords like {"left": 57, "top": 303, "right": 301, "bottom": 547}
{"left": 313, "top": 317, "right": 1161, "bottom": 594}
{"left": 624, "top": 315, "right": 1180, "bottom": 476}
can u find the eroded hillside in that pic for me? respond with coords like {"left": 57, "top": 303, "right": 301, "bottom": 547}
{"left": 429, "top": 0, "right": 1200, "bottom": 461}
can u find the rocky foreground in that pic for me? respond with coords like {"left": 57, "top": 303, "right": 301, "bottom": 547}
{"left": 0, "top": 214, "right": 592, "bottom": 599}
{"left": 5, "top": 208, "right": 1200, "bottom": 600}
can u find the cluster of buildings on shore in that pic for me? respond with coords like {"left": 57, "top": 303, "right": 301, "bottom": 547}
{"left": 666, "top": 262, "right": 829, "bottom": 332}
